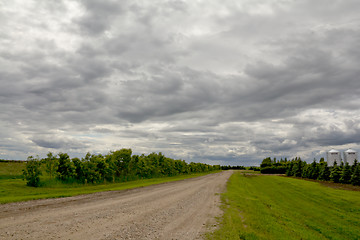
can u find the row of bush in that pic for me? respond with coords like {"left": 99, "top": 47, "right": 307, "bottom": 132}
{"left": 22, "top": 149, "right": 221, "bottom": 187}
{"left": 260, "top": 157, "right": 360, "bottom": 185}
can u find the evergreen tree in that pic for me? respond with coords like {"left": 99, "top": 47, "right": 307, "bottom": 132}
{"left": 330, "top": 162, "right": 341, "bottom": 183}
{"left": 350, "top": 164, "right": 360, "bottom": 186}
{"left": 292, "top": 159, "right": 303, "bottom": 177}
{"left": 340, "top": 162, "right": 352, "bottom": 184}
{"left": 302, "top": 164, "right": 311, "bottom": 178}
{"left": 286, "top": 161, "right": 294, "bottom": 176}
{"left": 339, "top": 161, "right": 344, "bottom": 170}
{"left": 351, "top": 159, "right": 358, "bottom": 173}
{"left": 318, "top": 163, "right": 330, "bottom": 181}
{"left": 309, "top": 160, "right": 319, "bottom": 179}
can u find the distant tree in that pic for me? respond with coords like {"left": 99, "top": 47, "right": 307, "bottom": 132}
{"left": 23, "top": 156, "right": 42, "bottom": 187}
{"left": 286, "top": 161, "right": 294, "bottom": 176}
{"left": 82, "top": 156, "right": 101, "bottom": 183}
{"left": 44, "top": 152, "right": 57, "bottom": 178}
{"left": 175, "top": 159, "right": 189, "bottom": 174}
{"left": 302, "top": 164, "right": 311, "bottom": 178}
{"left": 111, "top": 149, "right": 132, "bottom": 177}
{"left": 56, "top": 153, "right": 75, "bottom": 181}
{"left": 308, "top": 160, "right": 319, "bottom": 180}
{"left": 351, "top": 159, "right": 358, "bottom": 173}
{"left": 292, "top": 159, "right": 303, "bottom": 177}
{"left": 128, "top": 154, "right": 140, "bottom": 177}
{"left": 340, "top": 162, "right": 352, "bottom": 184}
{"left": 136, "top": 156, "right": 152, "bottom": 178}
{"left": 330, "top": 162, "right": 341, "bottom": 183}
{"left": 93, "top": 154, "right": 110, "bottom": 182}
{"left": 339, "top": 161, "right": 344, "bottom": 170}
{"left": 260, "top": 157, "right": 272, "bottom": 168}
{"left": 72, "top": 157, "right": 83, "bottom": 181}
{"left": 318, "top": 163, "right": 330, "bottom": 181}
{"left": 350, "top": 164, "right": 360, "bottom": 186}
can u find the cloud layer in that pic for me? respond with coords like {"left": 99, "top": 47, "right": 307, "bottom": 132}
{"left": 1, "top": 0, "right": 360, "bottom": 165}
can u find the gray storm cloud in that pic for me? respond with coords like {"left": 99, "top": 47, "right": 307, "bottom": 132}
{"left": 1, "top": 0, "right": 360, "bottom": 164}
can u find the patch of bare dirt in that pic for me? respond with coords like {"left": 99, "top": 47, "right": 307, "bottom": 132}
{"left": 0, "top": 171, "right": 233, "bottom": 240}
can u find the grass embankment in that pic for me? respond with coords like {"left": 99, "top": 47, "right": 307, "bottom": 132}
{"left": 0, "top": 161, "right": 219, "bottom": 204}
{"left": 209, "top": 172, "right": 360, "bottom": 240}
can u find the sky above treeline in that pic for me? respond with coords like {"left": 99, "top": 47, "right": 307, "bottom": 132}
{"left": 1, "top": 0, "right": 360, "bottom": 165}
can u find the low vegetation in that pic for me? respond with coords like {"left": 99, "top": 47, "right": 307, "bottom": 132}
{"left": 22, "top": 149, "right": 220, "bottom": 187}
{"left": 208, "top": 173, "right": 360, "bottom": 240}
{"left": 0, "top": 149, "right": 221, "bottom": 203}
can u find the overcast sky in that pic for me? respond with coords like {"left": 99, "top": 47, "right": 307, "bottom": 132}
{"left": 1, "top": 0, "right": 360, "bottom": 165}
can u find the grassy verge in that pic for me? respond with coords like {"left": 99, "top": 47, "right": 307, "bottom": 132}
{"left": 208, "top": 173, "right": 360, "bottom": 240}
{"left": 0, "top": 172, "right": 218, "bottom": 204}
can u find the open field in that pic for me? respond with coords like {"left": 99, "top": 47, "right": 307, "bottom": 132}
{"left": 0, "top": 161, "right": 25, "bottom": 179}
{"left": 0, "top": 171, "right": 232, "bottom": 240}
{"left": 208, "top": 173, "right": 360, "bottom": 240}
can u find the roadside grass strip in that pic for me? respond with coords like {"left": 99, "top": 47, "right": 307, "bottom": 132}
{"left": 208, "top": 173, "right": 360, "bottom": 240}
{"left": 0, "top": 171, "right": 218, "bottom": 204}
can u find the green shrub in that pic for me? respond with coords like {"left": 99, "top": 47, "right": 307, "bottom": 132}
{"left": 22, "top": 156, "right": 42, "bottom": 187}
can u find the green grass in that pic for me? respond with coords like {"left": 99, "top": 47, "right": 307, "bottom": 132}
{"left": 0, "top": 161, "right": 219, "bottom": 204}
{"left": 0, "top": 161, "right": 25, "bottom": 179}
{"left": 208, "top": 173, "right": 360, "bottom": 240}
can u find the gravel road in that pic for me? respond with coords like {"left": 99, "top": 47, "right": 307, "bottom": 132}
{"left": 0, "top": 171, "right": 232, "bottom": 240}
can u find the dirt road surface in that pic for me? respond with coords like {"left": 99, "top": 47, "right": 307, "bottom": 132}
{"left": 0, "top": 171, "right": 232, "bottom": 240}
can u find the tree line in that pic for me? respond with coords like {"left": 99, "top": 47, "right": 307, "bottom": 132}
{"left": 23, "top": 149, "right": 221, "bottom": 187}
{"left": 260, "top": 157, "right": 360, "bottom": 186}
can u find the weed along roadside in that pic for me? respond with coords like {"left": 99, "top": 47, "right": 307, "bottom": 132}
{"left": 207, "top": 172, "right": 360, "bottom": 240}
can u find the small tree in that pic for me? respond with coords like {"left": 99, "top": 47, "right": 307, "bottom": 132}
{"left": 23, "top": 156, "right": 42, "bottom": 187}
{"left": 339, "top": 162, "right": 352, "bottom": 184}
{"left": 318, "top": 163, "right": 330, "bottom": 181}
{"left": 330, "top": 162, "right": 341, "bottom": 183}
{"left": 292, "top": 159, "right": 303, "bottom": 177}
{"left": 309, "top": 160, "right": 319, "bottom": 180}
{"left": 350, "top": 164, "right": 360, "bottom": 186}
{"left": 351, "top": 159, "right": 358, "bottom": 173}
{"left": 56, "top": 153, "right": 75, "bottom": 181}
{"left": 44, "top": 152, "right": 57, "bottom": 179}
{"left": 286, "top": 161, "right": 294, "bottom": 176}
